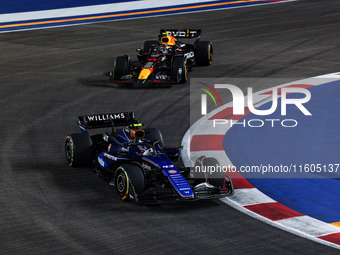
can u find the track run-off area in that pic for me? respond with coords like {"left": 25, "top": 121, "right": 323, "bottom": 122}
{"left": 183, "top": 73, "right": 340, "bottom": 249}
{"left": 1, "top": 0, "right": 340, "bottom": 254}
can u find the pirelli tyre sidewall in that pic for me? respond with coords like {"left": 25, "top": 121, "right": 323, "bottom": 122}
{"left": 195, "top": 41, "right": 213, "bottom": 66}
{"left": 172, "top": 56, "right": 188, "bottom": 84}
{"left": 65, "top": 133, "right": 93, "bottom": 167}
{"left": 115, "top": 167, "right": 130, "bottom": 201}
{"left": 114, "top": 164, "right": 145, "bottom": 202}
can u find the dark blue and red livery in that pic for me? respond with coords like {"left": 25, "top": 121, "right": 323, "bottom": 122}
{"left": 65, "top": 112, "right": 233, "bottom": 204}
{"left": 109, "top": 29, "right": 213, "bottom": 87}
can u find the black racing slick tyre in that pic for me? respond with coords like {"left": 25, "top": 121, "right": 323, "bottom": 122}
{"left": 202, "top": 157, "right": 233, "bottom": 194}
{"left": 142, "top": 40, "right": 159, "bottom": 52}
{"left": 202, "top": 157, "right": 224, "bottom": 188}
{"left": 65, "top": 133, "right": 93, "bottom": 167}
{"left": 114, "top": 164, "right": 145, "bottom": 202}
{"left": 111, "top": 56, "right": 129, "bottom": 80}
{"left": 172, "top": 56, "right": 188, "bottom": 84}
{"left": 195, "top": 41, "right": 213, "bottom": 66}
{"left": 145, "top": 128, "right": 164, "bottom": 147}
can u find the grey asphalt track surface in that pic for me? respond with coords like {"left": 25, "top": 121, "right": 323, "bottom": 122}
{"left": 1, "top": 0, "right": 340, "bottom": 254}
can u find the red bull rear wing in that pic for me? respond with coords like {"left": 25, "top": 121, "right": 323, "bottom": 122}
{"left": 159, "top": 29, "right": 202, "bottom": 39}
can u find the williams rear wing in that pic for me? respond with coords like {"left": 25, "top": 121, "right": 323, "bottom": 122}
{"left": 159, "top": 29, "right": 201, "bottom": 39}
{"left": 77, "top": 112, "right": 136, "bottom": 132}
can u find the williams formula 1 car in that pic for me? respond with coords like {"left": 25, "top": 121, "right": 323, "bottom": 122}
{"left": 65, "top": 112, "right": 233, "bottom": 204}
{"left": 109, "top": 29, "right": 213, "bottom": 86}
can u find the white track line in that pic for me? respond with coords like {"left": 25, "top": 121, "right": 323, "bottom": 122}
{"left": 0, "top": 0, "right": 217, "bottom": 23}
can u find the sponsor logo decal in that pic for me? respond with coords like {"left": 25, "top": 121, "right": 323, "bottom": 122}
{"left": 164, "top": 30, "right": 199, "bottom": 38}
{"left": 184, "top": 52, "right": 195, "bottom": 59}
{"left": 155, "top": 74, "right": 167, "bottom": 80}
{"left": 103, "top": 153, "right": 117, "bottom": 161}
{"left": 163, "top": 165, "right": 174, "bottom": 168}
{"left": 86, "top": 113, "right": 126, "bottom": 122}
{"left": 98, "top": 155, "right": 106, "bottom": 167}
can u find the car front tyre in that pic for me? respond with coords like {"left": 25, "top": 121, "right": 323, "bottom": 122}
{"left": 114, "top": 164, "right": 145, "bottom": 202}
{"left": 172, "top": 56, "right": 188, "bottom": 84}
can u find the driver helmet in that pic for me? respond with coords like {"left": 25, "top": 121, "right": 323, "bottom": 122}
{"left": 137, "top": 144, "right": 147, "bottom": 153}
{"left": 160, "top": 34, "right": 177, "bottom": 46}
{"left": 150, "top": 45, "right": 158, "bottom": 55}
{"left": 137, "top": 144, "right": 153, "bottom": 155}
{"left": 159, "top": 45, "right": 169, "bottom": 55}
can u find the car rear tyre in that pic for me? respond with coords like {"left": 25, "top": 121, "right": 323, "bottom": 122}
{"left": 145, "top": 128, "right": 164, "bottom": 147}
{"left": 172, "top": 56, "right": 188, "bottom": 84}
{"left": 114, "top": 164, "right": 145, "bottom": 202}
{"left": 195, "top": 41, "right": 213, "bottom": 66}
{"left": 65, "top": 133, "right": 93, "bottom": 167}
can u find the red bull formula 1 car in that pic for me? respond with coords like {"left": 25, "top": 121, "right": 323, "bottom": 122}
{"left": 65, "top": 112, "right": 233, "bottom": 204}
{"left": 109, "top": 29, "right": 213, "bottom": 86}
